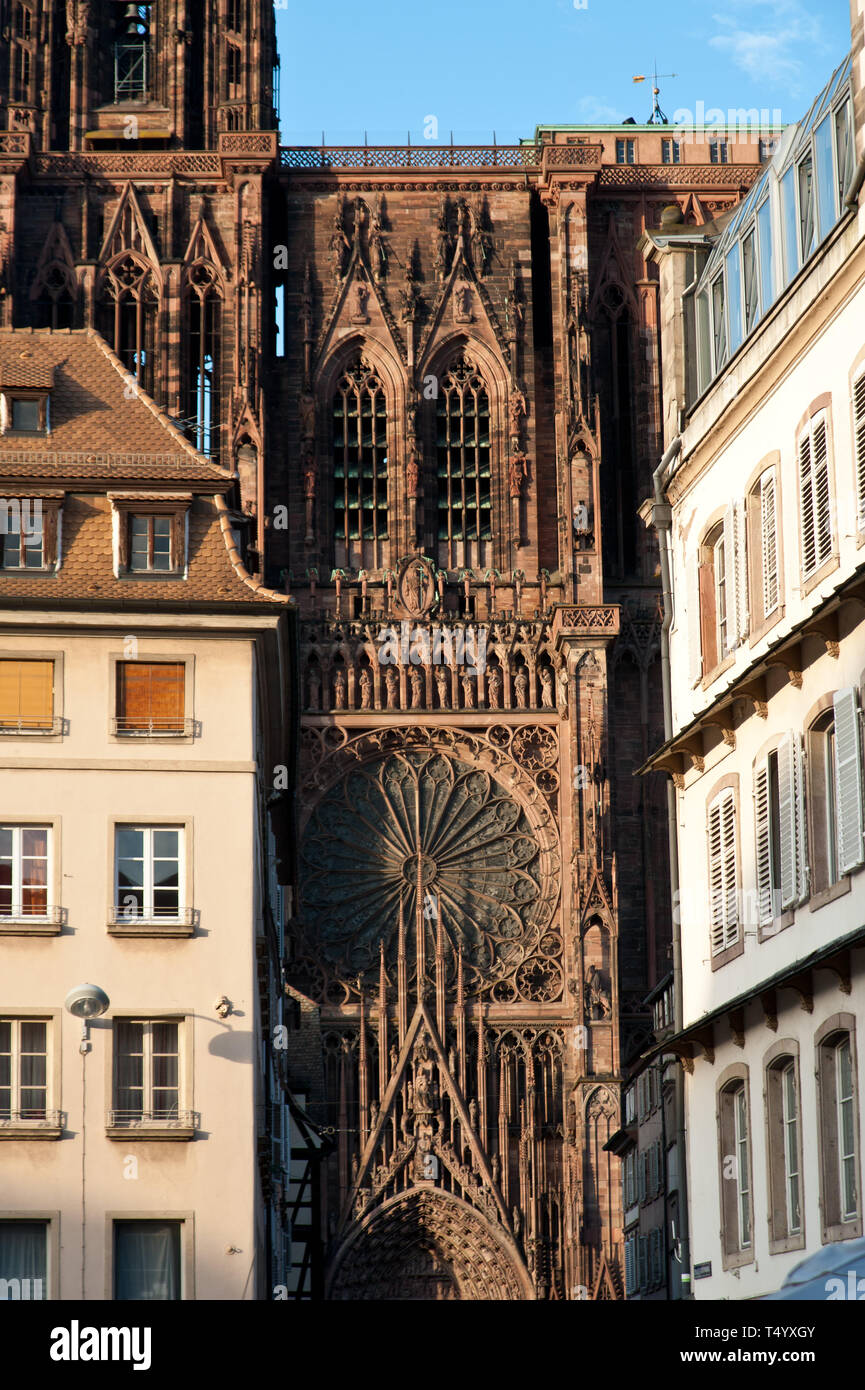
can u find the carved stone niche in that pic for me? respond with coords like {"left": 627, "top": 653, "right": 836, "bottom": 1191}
{"left": 582, "top": 917, "right": 612, "bottom": 1023}
{"left": 391, "top": 553, "right": 440, "bottom": 620}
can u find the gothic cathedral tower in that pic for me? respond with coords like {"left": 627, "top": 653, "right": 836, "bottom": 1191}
{"left": 1, "top": 0, "right": 761, "bottom": 1299}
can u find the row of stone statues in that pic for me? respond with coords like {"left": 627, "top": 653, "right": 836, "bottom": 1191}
{"left": 306, "top": 661, "right": 561, "bottom": 711}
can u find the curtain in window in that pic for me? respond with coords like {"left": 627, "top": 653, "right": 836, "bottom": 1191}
{"left": 114, "top": 1220, "right": 180, "bottom": 1300}
{"left": 0, "top": 1221, "right": 46, "bottom": 1286}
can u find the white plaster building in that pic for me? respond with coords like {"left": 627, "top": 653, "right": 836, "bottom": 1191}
{"left": 642, "top": 3, "right": 865, "bottom": 1299}
{"left": 0, "top": 329, "right": 297, "bottom": 1300}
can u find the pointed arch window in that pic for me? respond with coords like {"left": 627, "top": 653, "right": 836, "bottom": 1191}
{"left": 98, "top": 255, "right": 158, "bottom": 398}
{"left": 332, "top": 357, "right": 389, "bottom": 566}
{"left": 184, "top": 262, "right": 222, "bottom": 462}
{"left": 33, "top": 265, "right": 75, "bottom": 330}
{"left": 436, "top": 356, "right": 491, "bottom": 567}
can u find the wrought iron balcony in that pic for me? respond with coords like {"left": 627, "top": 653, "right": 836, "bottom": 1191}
{"left": 0, "top": 903, "right": 63, "bottom": 930}
{"left": 0, "top": 1109, "right": 63, "bottom": 1138}
{"left": 111, "top": 716, "right": 195, "bottom": 737}
{"left": 105, "top": 1108, "right": 198, "bottom": 1140}
{"left": 108, "top": 905, "right": 194, "bottom": 935}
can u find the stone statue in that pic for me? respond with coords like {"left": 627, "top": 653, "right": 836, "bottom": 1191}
{"left": 487, "top": 664, "right": 502, "bottom": 709}
{"left": 333, "top": 668, "right": 347, "bottom": 709}
{"left": 307, "top": 665, "right": 321, "bottom": 709}
{"left": 540, "top": 666, "right": 554, "bottom": 709}
{"left": 514, "top": 667, "right": 529, "bottom": 709}
{"left": 508, "top": 388, "right": 526, "bottom": 437}
{"left": 299, "top": 392, "right": 315, "bottom": 440}
{"left": 454, "top": 278, "right": 472, "bottom": 318}
{"left": 585, "top": 964, "right": 611, "bottom": 1019}
{"left": 508, "top": 450, "right": 527, "bottom": 499}
{"left": 434, "top": 201, "right": 449, "bottom": 280}
{"left": 469, "top": 1098, "right": 478, "bottom": 1129}
{"left": 461, "top": 670, "right": 476, "bottom": 708}
{"left": 330, "top": 213, "right": 350, "bottom": 282}
{"left": 368, "top": 204, "right": 386, "bottom": 280}
{"left": 359, "top": 666, "right": 373, "bottom": 710}
{"left": 409, "top": 666, "right": 423, "bottom": 709}
{"left": 354, "top": 278, "right": 370, "bottom": 320}
{"left": 406, "top": 447, "right": 419, "bottom": 498}
{"left": 384, "top": 667, "right": 399, "bottom": 709}
{"left": 435, "top": 666, "right": 449, "bottom": 709}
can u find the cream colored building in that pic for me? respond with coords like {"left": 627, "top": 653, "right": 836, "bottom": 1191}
{"left": 0, "top": 329, "right": 296, "bottom": 1300}
{"left": 642, "top": 4, "right": 865, "bottom": 1299}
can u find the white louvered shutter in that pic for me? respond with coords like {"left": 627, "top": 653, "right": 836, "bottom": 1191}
{"left": 854, "top": 369, "right": 865, "bottom": 533}
{"left": 736, "top": 500, "right": 750, "bottom": 641}
{"left": 723, "top": 503, "right": 739, "bottom": 651}
{"left": 754, "top": 760, "right": 773, "bottom": 926}
{"left": 811, "top": 416, "right": 832, "bottom": 569}
{"left": 799, "top": 427, "right": 815, "bottom": 576}
{"left": 833, "top": 687, "right": 865, "bottom": 875}
{"left": 687, "top": 549, "right": 703, "bottom": 686}
{"left": 778, "top": 733, "right": 798, "bottom": 910}
{"left": 709, "top": 789, "right": 739, "bottom": 954}
{"left": 794, "top": 733, "right": 809, "bottom": 902}
{"left": 760, "top": 470, "right": 779, "bottom": 618}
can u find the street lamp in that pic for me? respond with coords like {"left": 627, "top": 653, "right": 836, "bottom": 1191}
{"left": 64, "top": 984, "right": 110, "bottom": 1053}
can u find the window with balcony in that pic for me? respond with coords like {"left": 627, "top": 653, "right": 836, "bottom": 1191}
{"left": 0, "top": 659, "right": 55, "bottom": 733}
{"left": 112, "top": 825, "right": 189, "bottom": 931}
{"left": 115, "top": 662, "right": 186, "bottom": 736}
{"left": 109, "top": 1019, "right": 194, "bottom": 1138}
{"left": 0, "top": 1019, "right": 59, "bottom": 1137}
{"left": 0, "top": 825, "right": 57, "bottom": 928}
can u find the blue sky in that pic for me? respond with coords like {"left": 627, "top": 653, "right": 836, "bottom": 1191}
{"left": 276, "top": 0, "right": 851, "bottom": 145}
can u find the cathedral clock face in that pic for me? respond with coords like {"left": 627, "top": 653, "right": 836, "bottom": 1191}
{"left": 299, "top": 750, "right": 558, "bottom": 997}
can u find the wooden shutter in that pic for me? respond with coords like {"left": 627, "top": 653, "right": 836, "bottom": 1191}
{"left": 709, "top": 789, "right": 738, "bottom": 954}
{"left": 754, "top": 760, "right": 773, "bottom": 926}
{"left": 687, "top": 550, "right": 703, "bottom": 686}
{"left": 0, "top": 659, "right": 53, "bottom": 728}
{"left": 854, "top": 369, "right": 865, "bottom": 532}
{"left": 698, "top": 560, "right": 718, "bottom": 674}
{"left": 117, "top": 663, "right": 184, "bottom": 732}
{"left": 723, "top": 503, "right": 739, "bottom": 650}
{"left": 833, "top": 687, "right": 864, "bottom": 875}
{"left": 811, "top": 416, "right": 832, "bottom": 568}
{"left": 794, "top": 734, "right": 809, "bottom": 902}
{"left": 760, "top": 471, "right": 779, "bottom": 617}
{"left": 799, "top": 427, "right": 816, "bottom": 576}
{"left": 778, "top": 733, "right": 798, "bottom": 910}
{"left": 735, "top": 500, "right": 749, "bottom": 642}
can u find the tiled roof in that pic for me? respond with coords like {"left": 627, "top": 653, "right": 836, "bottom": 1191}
{"left": 0, "top": 349, "right": 55, "bottom": 389}
{"left": 0, "top": 329, "right": 230, "bottom": 484}
{"left": 0, "top": 494, "right": 277, "bottom": 606}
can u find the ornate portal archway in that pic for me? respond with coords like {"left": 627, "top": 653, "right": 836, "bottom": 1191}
{"left": 327, "top": 1187, "right": 534, "bottom": 1301}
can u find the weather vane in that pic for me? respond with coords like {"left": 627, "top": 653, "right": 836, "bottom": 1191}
{"left": 633, "top": 62, "right": 678, "bottom": 124}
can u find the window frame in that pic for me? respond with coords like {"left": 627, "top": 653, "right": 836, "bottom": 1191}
{"left": 707, "top": 780, "right": 743, "bottom": 966}
{"left": 815, "top": 1018, "right": 862, "bottom": 1242}
{"left": 746, "top": 458, "right": 783, "bottom": 641}
{"left": 797, "top": 405, "right": 837, "bottom": 592}
{"left": 108, "top": 818, "right": 193, "bottom": 937}
{"left": 0, "top": 653, "right": 63, "bottom": 738}
{"left": 717, "top": 1067, "right": 755, "bottom": 1270}
{"left": 109, "top": 653, "right": 194, "bottom": 742}
{"left": 0, "top": 1212, "right": 60, "bottom": 1298}
{"left": 764, "top": 1042, "right": 806, "bottom": 1254}
{"left": 106, "top": 1013, "right": 195, "bottom": 1140}
{"left": 0, "top": 1011, "right": 62, "bottom": 1139}
{"left": 106, "top": 1212, "right": 194, "bottom": 1299}
{"left": 109, "top": 495, "right": 190, "bottom": 579}
{"left": 615, "top": 138, "right": 636, "bottom": 165}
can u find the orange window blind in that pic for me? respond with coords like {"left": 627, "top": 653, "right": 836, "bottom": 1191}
{"left": 116, "top": 663, "right": 185, "bottom": 732}
{"left": 0, "top": 659, "right": 54, "bottom": 729}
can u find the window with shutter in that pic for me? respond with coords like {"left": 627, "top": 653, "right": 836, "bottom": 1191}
{"left": 799, "top": 412, "right": 833, "bottom": 579}
{"left": 687, "top": 550, "right": 703, "bottom": 686}
{"left": 833, "top": 687, "right": 865, "bottom": 876}
{"left": 854, "top": 369, "right": 865, "bottom": 533}
{"left": 722, "top": 504, "right": 740, "bottom": 651}
{"left": 638, "top": 1235, "right": 648, "bottom": 1290}
{"left": 778, "top": 734, "right": 798, "bottom": 910}
{"left": 116, "top": 662, "right": 185, "bottom": 735}
{"left": 0, "top": 659, "right": 54, "bottom": 732}
{"left": 760, "top": 470, "right": 779, "bottom": 617}
{"left": 708, "top": 788, "right": 739, "bottom": 955}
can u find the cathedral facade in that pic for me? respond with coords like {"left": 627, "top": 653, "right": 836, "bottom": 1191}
{"left": 0, "top": 1, "right": 766, "bottom": 1298}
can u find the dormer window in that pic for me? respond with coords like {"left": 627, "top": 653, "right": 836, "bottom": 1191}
{"left": 1, "top": 393, "right": 49, "bottom": 435}
{"left": 109, "top": 494, "right": 191, "bottom": 578}
{"left": 0, "top": 354, "right": 54, "bottom": 434}
{"left": 0, "top": 495, "right": 62, "bottom": 573}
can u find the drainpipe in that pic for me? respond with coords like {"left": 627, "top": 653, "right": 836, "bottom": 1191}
{"left": 650, "top": 434, "right": 692, "bottom": 1297}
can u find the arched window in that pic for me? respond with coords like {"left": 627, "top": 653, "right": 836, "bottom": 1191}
{"left": 98, "top": 255, "right": 158, "bottom": 398}
{"left": 33, "top": 265, "right": 75, "bottom": 330}
{"left": 184, "top": 263, "right": 222, "bottom": 462}
{"left": 332, "top": 357, "right": 388, "bottom": 568}
{"left": 436, "top": 356, "right": 491, "bottom": 568}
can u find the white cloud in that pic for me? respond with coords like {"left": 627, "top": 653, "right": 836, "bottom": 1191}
{"left": 573, "top": 95, "right": 627, "bottom": 124}
{"left": 709, "top": 0, "right": 827, "bottom": 90}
